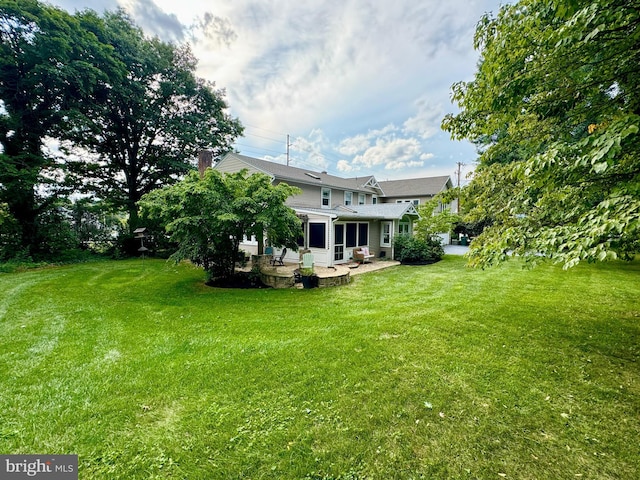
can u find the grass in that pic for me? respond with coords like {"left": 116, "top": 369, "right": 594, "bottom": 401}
{"left": 0, "top": 256, "right": 638, "bottom": 479}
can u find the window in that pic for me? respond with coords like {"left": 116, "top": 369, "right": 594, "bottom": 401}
{"left": 342, "top": 222, "right": 369, "bottom": 248}
{"left": 372, "top": 196, "right": 378, "bottom": 205}
{"left": 399, "top": 222, "right": 410, "bottom": 235}
{"left": 381, "top": 221, "right": 392, "bottom": 247}
{"left": 321, "top": 188, "right": 331, "bottom": 208}
{"left": 346, "top": 223, "right": 357, "bottom": 248}
{"left": 309, "top": 222, "right": 326, "bottom": 248}
{"left": 396, "top": 199, "right": 420, "bottom": 205}
{"left": 344, "top": 191, "right": 353, "bottom": 206}
{"left": 358, "top": 223, "right": 368, "bottom": 246}
{"left": 358, "top": 193, "right": 365, "bottom": 205}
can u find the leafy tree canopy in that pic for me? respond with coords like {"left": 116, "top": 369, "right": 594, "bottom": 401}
{"left": 139, "top": 169, "right": 302, "bottom": 280}
{"left": 443, "top": 0, "right": 640, "bottom": 268}
{"left": 0, "top": 0, "right": 114, "bottom": 256}
{"left": 414, "top": 195, "right": 461, "bottom": 240}
{"left": 65, "top": 9, "right": 243, "bottom": 232}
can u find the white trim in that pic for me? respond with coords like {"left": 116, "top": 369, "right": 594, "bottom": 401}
{"left": 321, "top": 187, "right": 331, "bottom": 208}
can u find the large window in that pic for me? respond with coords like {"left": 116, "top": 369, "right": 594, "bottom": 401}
{"left": 339, "top": 222, "right": 369, "bottom": 250}
{"left": 321, "top": 188, "right": 331, "bottom": 208}
{"left": 358, "top": 223, "right": 368, "bottom": 246}
{"left": 309, "top": 222, "right": 326, "bottom": 248}
{"left": 346, "top": 223, "right": 357, "bottom": 247}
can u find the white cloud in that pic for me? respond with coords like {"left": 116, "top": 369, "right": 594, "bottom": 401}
{"left": 49, "top": 0, "right": 502, "bottom": 180}
{"left": 338, "top": 135, "right": 370, "bottom": 156}
{"left": 336, "top": 160, "right": 356, "bottom": 173}
{"left": 403, "top": 99, "right": 444, "bottom": 139}
{"left": 352, "top": 137, "right": 423, "bottom": 169}
{"left": 386, "top": 160, "right": 425, "bottom": 170}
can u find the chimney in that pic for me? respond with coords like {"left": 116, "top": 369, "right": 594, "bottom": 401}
{"left": 198, "top": 150, "right": 213, "bottom": 178}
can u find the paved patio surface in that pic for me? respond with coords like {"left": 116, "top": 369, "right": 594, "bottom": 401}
{"left": 264, "top": 259, "right": 401, "bottom": 278}
{"left": 254, "top": 245, "right": 469, "bottom": 284}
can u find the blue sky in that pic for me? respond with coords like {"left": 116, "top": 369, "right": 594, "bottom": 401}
{"left": 50, "top": 0, "right": 508, "bottom": 183}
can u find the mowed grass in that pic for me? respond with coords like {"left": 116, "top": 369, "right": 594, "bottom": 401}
{"left": 0, "top": 256, "right": 638, "bottom": 479}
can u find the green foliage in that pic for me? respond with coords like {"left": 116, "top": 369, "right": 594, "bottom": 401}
{"left": 0, "top": 0, "right": 111, "bottom": 256}
{"left": 393, "top": 234, "right": 444, "bottom": 264}
{"left": 299, "top": 267, "right": 315, "bottom": 276}
{"left": 0, "top": 1, "right": 242, "bottom": 260}
{"left": 68, "top": 199, "right": 123, "bottom": 253}
{"left": 0, "top": 202, "right": 21, "bottom": 260}
{"left": 63, "top": 10, "right": 243, "bottom": 232}
{"left": 443, "top": 0, "right": 640, "bottom": 268}
{"left": 414, "top": 196, "right": 461, "bottom": 239}
{"left": 139, "top": 169, "right": 302, "bottom": 279}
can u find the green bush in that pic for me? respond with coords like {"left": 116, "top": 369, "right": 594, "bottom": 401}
{"left": 393, "top": 234, "right": 444, "bottom": 264}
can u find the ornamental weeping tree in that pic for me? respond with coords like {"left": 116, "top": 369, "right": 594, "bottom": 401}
{"left": 443, "top": 0, "right": 640, "bottom": 268}
{"left": 139, "top": 169, "right": 302, "bottom": 281}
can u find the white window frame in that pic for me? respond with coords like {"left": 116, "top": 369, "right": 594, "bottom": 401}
{"left": 380, "top": 221, "right": 392, "bottom": 247}
{"left": 321, "top": 187, "right": 331, "bottom": 208}
{"left": 344, "top": 191, "right": 353, "bottom": 206}
{"left": 358, "top": 193, "right": 366, "bottom": 205}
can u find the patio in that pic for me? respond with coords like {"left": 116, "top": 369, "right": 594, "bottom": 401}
{"left": 253, "top": 258, "right": 401, "bottom": 288}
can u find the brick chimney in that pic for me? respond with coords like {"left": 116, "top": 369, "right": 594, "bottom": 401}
{"left": 198, "top": 150, "right": 213, "bottom": 178}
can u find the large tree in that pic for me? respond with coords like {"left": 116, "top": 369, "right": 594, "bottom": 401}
{"left": 139, "top": 169, "right": 302, "bottom": 281}
{"left": 66, "top": 10, "right": 243, "bottom": 232}
{"left": 443, "top": 0, "right": 640, "bottom": 268}
{"left": 0, "top": 0, "right": 114, "bottom": 257}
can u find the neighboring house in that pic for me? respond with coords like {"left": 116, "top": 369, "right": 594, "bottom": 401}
{"left": 213, "top": 152, "right": 452, "bottom": 267}
{"left": 378, "top": 176, "right": 456, "bottom": 244}
{"left": 378, "top": 177, "right": 455, "bottom": 209}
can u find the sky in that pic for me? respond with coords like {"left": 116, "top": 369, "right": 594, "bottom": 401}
{"left": 49, "top": 0, "right": 508, "bottom": 183}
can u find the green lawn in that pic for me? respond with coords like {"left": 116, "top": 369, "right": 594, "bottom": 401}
{"left": 1, "top": 256, "right": 638, "bottom": 479}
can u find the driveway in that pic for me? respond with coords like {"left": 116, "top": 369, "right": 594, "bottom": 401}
{"left": 444, "top": 245, "right": 470, "bottom": 255}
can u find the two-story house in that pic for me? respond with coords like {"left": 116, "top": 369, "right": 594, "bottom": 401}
{"left": 213, "top": 152, "right": 452, "bottom": 267}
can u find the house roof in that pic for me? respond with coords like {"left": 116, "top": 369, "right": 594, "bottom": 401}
{"left": 218, "top": 153, "right": 380, "bottom": 194}
{"left": 296, "top": 203, "right": 419, "bottom": 220}
{"left": 377, "top": 176, "right": 452, "bottom": 197}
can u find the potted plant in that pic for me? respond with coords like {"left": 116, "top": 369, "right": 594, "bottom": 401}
{"left": 299, "top": 267, "right": 317, "bottom": 289}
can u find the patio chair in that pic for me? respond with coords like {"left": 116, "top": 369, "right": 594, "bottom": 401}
{"left": 299, "top": 252, "right": 314, "bottom": 269}
{"left": 270, "top": 248, "right": 287, "bottom": 266}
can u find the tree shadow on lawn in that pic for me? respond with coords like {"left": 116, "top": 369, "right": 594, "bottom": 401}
{"left": 206, "top": 271, "right": 270, "bottom": 289}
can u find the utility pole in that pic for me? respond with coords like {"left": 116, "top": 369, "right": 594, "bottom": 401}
{"left": 286, "top": 134, "right": 290, "bottom": 166}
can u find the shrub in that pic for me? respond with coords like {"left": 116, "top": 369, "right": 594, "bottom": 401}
{"left": 393, "top": 235, "right": 444, "bottom": 264}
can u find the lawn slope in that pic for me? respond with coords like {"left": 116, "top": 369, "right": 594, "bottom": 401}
{"left": 1, "top": 257, "right": 638, "bottom": 479}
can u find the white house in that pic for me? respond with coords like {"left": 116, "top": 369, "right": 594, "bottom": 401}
{"left": 213, "top": 153, "right": 453, "bottom": 267}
